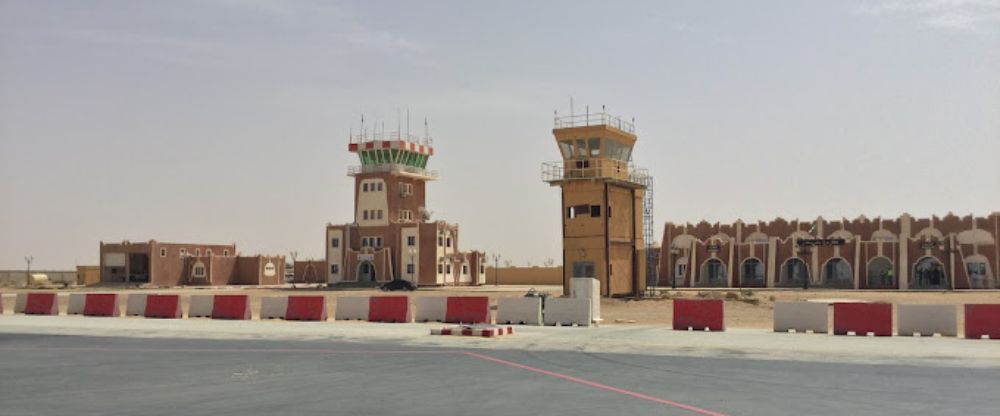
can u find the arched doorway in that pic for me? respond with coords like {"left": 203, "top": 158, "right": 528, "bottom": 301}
{"left": 779, "top": 258, "right": 810, "bottom": 287}
{"left": 700, "top": 259, "right": 727, "bottom": 287}
{"left": 740, "top": 258, "right": 765, "bottom": 287}
{"left": 912, "top": 256, "right": 947, "bottom": 289}
{"left": 357, "top": 261, "right": 376, "bottom": 282}
{"left": 822, "top": 258, "right": 853, "bottom": 288}
{"left": 866, "top": 257, "right": 894, "bottom": 289}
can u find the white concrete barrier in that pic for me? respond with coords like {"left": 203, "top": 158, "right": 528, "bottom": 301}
{"left": 67, "top": 293, "right": 87, "bottom": 315}
{"left": 543, "top": 297, "right": 593, "bottom": 327}
{"left": 188, "top": 295, "right": 214, "bottom": 318}
{"left": 14, "top": 293, "right": 26, "bottom": 314}
{"left": 571, "top": 277, "right": 601, "bottom": 322}
{"left": 898, "top": 304, "right": 957, "bottom": 337}
{"left": 414, "top": 297, "right": 447, "bottom": 322}
{"left": 496, "top": 297, "right": 542, "bottom": 325}
{"left": 774, "top": 302, "right": 829, "bottom": 333}
{"left": 260, "top": 296, "right": 289, "bottom": 320}
{"left": 334, "top": 296, "right": 370, "bottom": 320}
{"left": 125, "top": 294, "right": 147, "bottom": 316}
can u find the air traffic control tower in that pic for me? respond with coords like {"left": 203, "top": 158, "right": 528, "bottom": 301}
{"left": 543, "top": 109, "right": 653, "bottom": 297}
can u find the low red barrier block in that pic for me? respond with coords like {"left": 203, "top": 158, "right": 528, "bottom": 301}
{"left": 212, "top": 294, "right": 250, "bottom": 320}
{"left": 286, "top": 296, "right": 327, "bottom": 321}
{"left": 25, "top": 293, "right": 58, "bottom": 315}
{"left": 965, "top": 304, "right": 1000, "bottom": 340}
{"left": 833, "top": 303, "right": 892, "bottom": 336}
{"left": 368, "top": 296, "right": 410, "bottom": 323}
{"left": 83, "top": 293, "right": 120, "bottom": 317}
{"left": 445, "top": 296, "right": 490, "bottom": 324}
{"left": 673, "top": 299, "right": 724, "bottom": 331}
{"left": 144, "top": 294, "right": 182, "bottom": 319}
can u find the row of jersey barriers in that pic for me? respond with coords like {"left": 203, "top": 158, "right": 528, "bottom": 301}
{"left": 773, "top": 301, "right": 1000, "bottom": 339}
{"left": 2, "top": 283, "right": 603, "bottom": 327}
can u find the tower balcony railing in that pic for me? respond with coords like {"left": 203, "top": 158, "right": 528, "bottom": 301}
{"left": 349, "top": 130, "right": 434, "bottom": 147}
{"left": 541, "top": 159, "right": 650, "bottom": 187}
{"left": 553, "top": 112, "right": 635, "bottom": 134}
{"left": 348, "top": 163, "right": 439, "bottom": 180}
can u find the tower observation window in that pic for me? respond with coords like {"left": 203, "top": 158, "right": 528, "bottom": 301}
{"left": 575, "top": 139, "right": 587, "bottom": 158}
{"left": 588, "top": 138, "right": 601, "bottom": 157}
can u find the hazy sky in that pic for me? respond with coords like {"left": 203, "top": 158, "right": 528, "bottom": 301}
{"left": 1, "top": 0, "right": 998, "bottom": 270}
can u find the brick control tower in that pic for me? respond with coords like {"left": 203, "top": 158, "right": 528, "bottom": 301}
{"left": 543, "top": 108, "right": 651, "bottom": 297}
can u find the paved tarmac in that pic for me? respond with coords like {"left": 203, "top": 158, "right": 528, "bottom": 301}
{"left": 1, "top": 333, "right": 997, "bottom": 416}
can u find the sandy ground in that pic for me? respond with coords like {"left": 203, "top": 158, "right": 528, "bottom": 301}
{"left": 2, "top": 285, "right": 998, "bottom": 329}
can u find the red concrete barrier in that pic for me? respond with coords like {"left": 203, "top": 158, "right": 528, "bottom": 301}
{"left": 285, "top": 296, "right": 327, "bottom": 321}
{"left": 83, "top": 293, "right": 120, "bottom": 317}
{"left": 144, "top": 294, "right": 182, "bottom": 319}
{"left": 965, "top": 304, "right": 1000, "bottom": 340}
{"left": 445, "top": 296, "right": 490, "bottom": 324}
{"left": 672, "top": 299, "right": 724, "bottom": 331}
{"left": 368, "top": 296, "right": 410, "bottom": 323}
{"left": 211, "top": 294, "right": 250, "bottom": 320}
{"left": 25, "top": 293, "right": 58, "bottom": 315}
{"left": 833, "top": 302, "right": 892, "bottom": 336}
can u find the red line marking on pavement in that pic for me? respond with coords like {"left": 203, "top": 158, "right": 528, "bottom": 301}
{"left": 463, "top": 351, "right": 727, "bottom": 416}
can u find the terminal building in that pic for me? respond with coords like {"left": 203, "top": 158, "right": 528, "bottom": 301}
{"left": 99, "top": 240, "right": 284, "bottom": 287}
{"left": 658, "top": 212, "right": 999, "bottom": 290}
{"left": 325, "top": 127, "right": 485, "bottom": 286}
{"left": 543, "top": 109, "right": 654, "bottom": 297}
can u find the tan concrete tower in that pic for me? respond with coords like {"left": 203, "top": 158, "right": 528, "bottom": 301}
{"left": 543, "top": 109, "right": 651, "bottom": 297}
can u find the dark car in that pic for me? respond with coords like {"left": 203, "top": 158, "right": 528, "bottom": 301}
{"left": 380, "top": 279, "right": 417, "bottom": 291}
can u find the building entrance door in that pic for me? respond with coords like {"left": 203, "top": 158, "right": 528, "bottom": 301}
{"left": 358, "top": 261, "right": 376, "bottom": 282}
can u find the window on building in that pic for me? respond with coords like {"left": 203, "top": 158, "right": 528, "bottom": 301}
{"left": 558, "top": 141, "right": 573, "bottom": 159}
{"left": 331, "top": 238, "right": 340, "bottom": 248}
{"left": 194, "top": 248, "right": 201, "bottom": 256}
{"left": 446, "top": 264, "right": 452, "bottom": 274}
{"left": 377, "top": 210, "right": 383, "bottom": 220}
{"left": 377, "top": 182, "right": 383, "bottom": 191}
{"left": 437, "top": 264, "right": 443, "bottom": 274}
{"left": 575, "top": 138, "right": 587, "bottom": 157}
{"left": 179, "top": 248, "right": 187, "bottom": 256}
{"left": 607, "top": 205, "right": 612, "bottom": 218}
{"left": 462, "top": 265, "right": 468, "bottom": 274}
{"left": 160, "top": 248, "right": 167, "bottom": 257}
{"left": 223, "top": 249, "right": 229, "bottom": 256}
{"left": 407, "top": 236, "right": 416, "bottom": 246}
{"left": 438, "top": 236, "right": 444, "bottom": 246}
{"left": 406, "top": 264, "right": 414, "bottom": 274}
{"left": 446, "top": 238, "right": 452, "bottom": 248}
{"left": 588, "top": 137, "right": 601, "bottom": 157}
{"left": 375, "top": 237, "right": 383, "bottom": 247}
{"left": 362, "top": 237, "right": 369, "bottom": 247}
{"left": 590, "top": 205, "right": 601, "bottom": 217}
{"left": 193, "top": 263, "right": 206, "bottom": 278}
{"left": 331, "top": 264, "right": 339, "bottom": 274}
{"left": 363, "top": 210, "right": 369, "bottom": 220}
{"left": 206, "top": 249, "right": 212, "bottom": 256}
{"left": 574, "top": 159, "right": 590, "bottom": 169}
{"left": 363, "top": 183, "right": 369, "bottom": 192}
{"left": 568, "top": 204, "right": 590, "bottom": 219}
{"left": 609, "top": 263, "right": 613, "bottom": 276}
{"left": 480, "top": 265, "right": 485, "bottom": 274}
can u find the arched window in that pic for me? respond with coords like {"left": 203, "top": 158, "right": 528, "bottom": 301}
{"left": 700, "top": 259, "right": 727, "bottom": 287}
{"left": 779, "top": 258, "right": 809, "bottom": 287}
{"left": 866, "top": 257, "right": 894, "bottom": 288}
{"left": 912, "top": 256, "right": 947, "bottom": 289}
{"left": 965, "top": 254, "right": 995, "bottom": 289}
{"left": 822, "top": 258, "right": 853, "bottom": 288}
{"left": 740, "top": 258, "right": 765, "bottom": 286}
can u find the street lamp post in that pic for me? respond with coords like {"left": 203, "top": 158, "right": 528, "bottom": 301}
{"left": 491, "top": 253, "right": 501, "bottom": 287}
{"left": 24, "top": 255, "right": 34, "bottom": 286}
